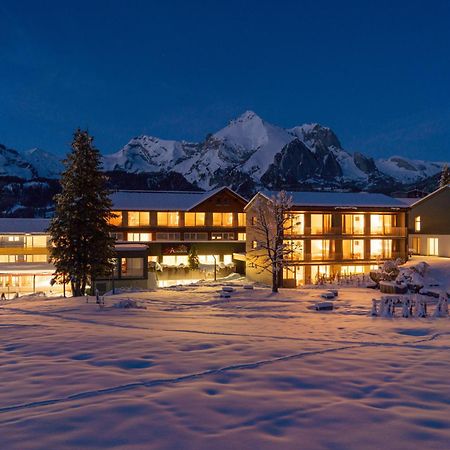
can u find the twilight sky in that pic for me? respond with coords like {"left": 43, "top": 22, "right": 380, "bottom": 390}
{"left": 1, "top": 0, "right": 450, "bottom": 161}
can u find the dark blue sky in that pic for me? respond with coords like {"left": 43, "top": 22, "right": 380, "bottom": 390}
{"left": 1, "top": 0, "right": 449, "bottom": 161}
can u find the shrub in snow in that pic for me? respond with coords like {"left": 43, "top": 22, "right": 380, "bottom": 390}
{"left": 370, "top": 258, "right": 403, "bottom": 284}
{"left": 113, "top": 299, "right": 146, "bottom": 309}
{"left": 433, "top": 293, "right": 449, "bottom": 318}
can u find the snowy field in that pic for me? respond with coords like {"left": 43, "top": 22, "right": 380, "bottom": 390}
{"left": 0, "top": 257, "right": 449, "bottom": 450}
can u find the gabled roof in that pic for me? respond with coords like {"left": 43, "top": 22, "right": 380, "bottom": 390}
{"left": 0, "top": 218, "right": 50, "bottom": 233}
{"left": 409, "top": 184, "right": 450, "bottom": 208}
{"left": 110, "top": 187, "right": 246, "bottom": 211}
{"left": 246, "top": 191, "right": 408, "bottom": 210}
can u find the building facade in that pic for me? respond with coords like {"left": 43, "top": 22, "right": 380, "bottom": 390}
{"left": 0, "top": 219, "right": 61, "bottom": 297}
{"left": 245, "top": 192, "right": 409, "bottom": 287}
{"left": 107, "top": 187, "right": 247, "bottom": 288}
{"left": 408, "top": 185, "right": 450, "bottom": 258}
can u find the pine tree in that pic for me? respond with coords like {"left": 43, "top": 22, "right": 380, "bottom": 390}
{"left": 439, "top": 163, "right": 450, "bottom": 188}
{"left": 48, "top": 130, "right": 116, "bottom": 297}
{"left": 188, "top": 246, "right": 200, "bottom": 270}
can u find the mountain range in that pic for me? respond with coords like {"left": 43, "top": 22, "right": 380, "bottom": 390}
{"left": 0, "top": 111, "right": 445, "bottom": 199}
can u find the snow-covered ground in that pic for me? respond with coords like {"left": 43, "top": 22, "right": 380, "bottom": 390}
{"left": 0, "top": 257, "right": 449, "bottom": 449}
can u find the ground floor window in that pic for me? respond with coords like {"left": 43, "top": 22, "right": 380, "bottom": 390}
{"left": 340, "top": 265, "right": 366, "bottom": 275}
{"left": 428, "top": 238, "right": 439, "bottom": 256}
{"left": 311, "top": 265, "right": 331, "bottom": 283}
{"left": 283, "top": 265, "right": 305, "bottom": 286}
{"left": 161, "top": 255, "right": 188, "bottom": 266}
{"left": 198, "top": 254, "right": 220, "bottom": 265}
{"left": 121, "top": 257, "right": 144, "bottom": 277}
{"left": 412, "top": 237, "right": 421, "bottom": 254}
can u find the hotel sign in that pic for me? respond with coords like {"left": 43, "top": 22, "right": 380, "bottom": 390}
{"left": 162, "top": 244, "right": 190, "bottom": 255}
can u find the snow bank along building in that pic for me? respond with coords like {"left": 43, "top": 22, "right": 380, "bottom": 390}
{"left": 245, "top": 191, "right": 409, "bottom": 287}
{"left": 408, "top": 185, "right": 450, "bottom": 258}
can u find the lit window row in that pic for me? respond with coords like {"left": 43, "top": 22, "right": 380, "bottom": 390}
{"left": 283, "top": 213, "right": 399, "bottom": 235}
{"left": 110, "top": 212, "right": 246, "bottom": 227}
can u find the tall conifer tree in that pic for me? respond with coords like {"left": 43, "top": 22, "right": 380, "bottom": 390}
{"left": 48, "top": 130, "right": 116, "bottom": 296}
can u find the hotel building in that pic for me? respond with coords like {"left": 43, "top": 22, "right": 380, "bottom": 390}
{"left": 245, "top": 191, "right": 409, "bottom": 287}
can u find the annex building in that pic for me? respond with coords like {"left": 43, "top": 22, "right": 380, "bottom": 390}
{"left": 408, "top": 185, "right": 450, "bottom": 258}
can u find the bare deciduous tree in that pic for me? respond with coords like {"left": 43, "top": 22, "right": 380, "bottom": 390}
{"left": 248, "top": 191, "right": 293, "bottom": 292}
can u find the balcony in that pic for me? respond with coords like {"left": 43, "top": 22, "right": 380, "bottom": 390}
{"left": 370, "top": 227, "right": 407, "bottom": 237}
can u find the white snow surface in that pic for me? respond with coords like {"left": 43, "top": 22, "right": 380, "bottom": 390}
{"left": 0, "top": 257, "right": 449, "bottom": 449}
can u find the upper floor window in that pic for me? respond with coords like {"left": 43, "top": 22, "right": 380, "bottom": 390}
{"left": 415, "top": 216, "right": 421, "bottom": 232}
{"left": 212, "top": 232, "right": 235, "bottom": 240}
{"left": 185, "top": 212, "right": 205, "bottom": 227}
{"left": 370, "top": 239, "right": 392, "bottom": 259}
{"left": 251, "top": 216, "right": 257, "bottom": 226}
{"left": 157, "top": 212, "right": 179, "bottom": 227}
{"left": 238, "top": 232, "right": 246, "bottom": 241}
{"left": 128, "top": 211, "right": 150, "bottom": 227}
{"left": 285, "top": 213, "right": 305, "bottom": 235}
{"left": 237, "top": 213, "right": 246, "bottom": 227}
{"left": 213, "top": 212, "right": 233, "bottom": 227}
{"left": 311, "top": 214, "right": 332, "bottom": 234}
{"left": 342, "top": 214, "right": 365, "bottom": 235}
{"left": 370, "top": 214, "right": 394, "bottom": 235}
{"left": 184, "top": 232, "right": 208, "bottom": 241}
{"left": 25, "top": 235, "right": 48, "bottom": 248}
{"left": 127, "top": 232, "right": 151, "bottom": 242}
{"left": 311, "top": 239, "right": 332, "bottom": 260}
{"left": 109, "top": 211, "right": 122, "bottom": 226}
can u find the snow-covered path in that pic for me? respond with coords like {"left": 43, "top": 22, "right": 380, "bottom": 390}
{"left": 0, "top": 266, "right": 449, "bottom": 449}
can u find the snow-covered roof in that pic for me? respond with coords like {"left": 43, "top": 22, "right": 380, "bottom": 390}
{"left": 248, "top": 191, "right": 409, "bottom": 209}
{"left": 110, "top": 187, "right": 246, "bottom": 211}
{"left": 408, "top": 184, "right": 450, "bottom": 208}
{"left": 0, "top": 218, "right": 50, "bottom": 233}
{"left": 395, "top": 197, "right": 418, "bottom": 206}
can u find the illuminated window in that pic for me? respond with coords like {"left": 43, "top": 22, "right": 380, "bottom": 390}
{"left": 311, "top": 265, "right": 331, "bottom": 283}
{"left": 157, "top": 212, "right": 179, "bottom": 227}
{"left": 7, "top": 236, "right": 20, "bottom": 242}
{"left": 198, "top": 255, "right": 220, "bottom": 264}
{"left": 311, "top": 214, "right": 332, "bottom": 234}
{"left": 370, "top": 239, "right": 392, "bottom": 259}
{"left": 109, "top": 211, "right": 122, "bottom": 226}
{"left": 285, "top": 213, "right": 305, "bottom": 235}
{"left": 251, "top": 240, "right": 258, "bottom": 249}
{"left": 342, "top": 214, "right": 364, "bottom": 235}
{"left": 251, "top": 216, "right": 257, "bottom": 226}
{"left": 371, "top": 214, "right": 394, "bottom": 235}
{"left": 213, "top": 212, "right": 234, "bottom": 227}
{"left": 25, "top": 235, "right": 48, "bottom": 248}
{"left": 185, "top": 212, "right": 205, "bottom": 226}
{"left": 340, "top": 265, "right": 366, "bottom": 275}
{"left": 415, "top": 216, "right": 421, "bottom": 232}
{"left": 428, "top": 238, "right": 439, "bottom": 256}
{"left": 128, "top": 211, "right": 150, "bottom": 227}
{"left": 25, "top": 254, "right": 48, "bottom": 263}
{"left": 127, "top": 233, "right": 151, "bottom": 242}
{"left": 412, "top": 237, "right": 421, "bottom": 254}
{"left": 223, "top": 254, "right": 233, "bottom": 265}
{"left": 311, "top": 239, "right": 331, "bottom": 260}
{"left": 342, "top": 239, "right": 364, "bottom": 259}
{"left": 238, "top": 213, "right": 246, "bottom": 227}
{"left": 238, "top": 233, "right": 246, "bottom": 241}
{"left": 287, "top": 240, "right": 304, "bottom": 260}
{"left": 162, "top": 255, "right": 188, "bottom": 266}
